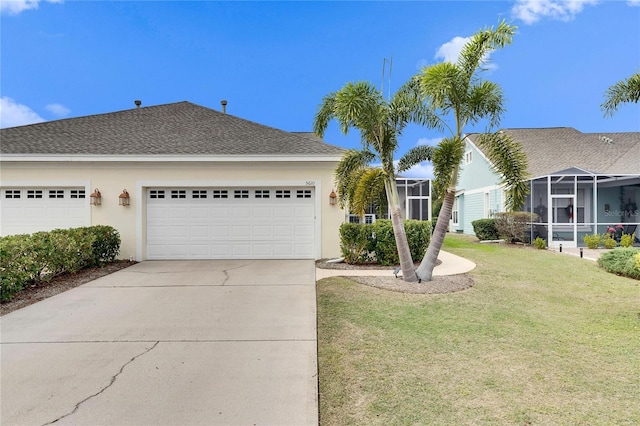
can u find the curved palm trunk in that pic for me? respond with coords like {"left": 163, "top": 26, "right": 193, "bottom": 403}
{"left": 384, "top": 179, "right": 418, "bottom": 282}
{"left": 416, "top": 188, "right": 456, "bottom": 282}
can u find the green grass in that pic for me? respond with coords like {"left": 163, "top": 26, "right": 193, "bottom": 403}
{"left": 317, "top": 234, "right": 640, "bottom": 425}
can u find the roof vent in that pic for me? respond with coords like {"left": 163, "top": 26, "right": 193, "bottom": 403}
{"left": 599, "top": 135, "right": 613, "bottom": 144}
{"left": 134, "top": 100, "right": 142, "bottom": 108}
{"left": 221, "top": 99, "right": 227, "bottom": 114}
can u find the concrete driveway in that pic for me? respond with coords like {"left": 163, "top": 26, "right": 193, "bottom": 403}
{"left": 1, "top": 260, "right": 318, "bottom": 426}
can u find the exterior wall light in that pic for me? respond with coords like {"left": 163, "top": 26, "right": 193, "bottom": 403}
{"left": 119, "top": 189, "right": 130, "bottom": 206}
{"left": 329, "top": 189, "right": 337, "bottom": 206}
{"left": 90, "top": 189, "right": 102, "bottom": 206}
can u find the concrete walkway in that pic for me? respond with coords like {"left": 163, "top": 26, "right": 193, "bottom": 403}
{"left": 549, "top": 246, "right": 610, "bottom": 261}
{"left": 315, "top": 250, "right": 476, "bottom": 279}
{"left": 1, "top": 260, "right": 318, "bottom": 426}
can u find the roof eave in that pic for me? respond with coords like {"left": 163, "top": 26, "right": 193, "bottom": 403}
{"left": 0, "top": 154, "right": 344, "bottom": 162}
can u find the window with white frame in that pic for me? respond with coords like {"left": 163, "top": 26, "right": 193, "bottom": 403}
{"left": 465, "top": 150, "right": 473, "bottom": 164}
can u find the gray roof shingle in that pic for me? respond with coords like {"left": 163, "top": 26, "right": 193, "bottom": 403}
{"left": 1, "top": 101, "right": 345, "bottom": 157}
{"left": 468, "top": 127, "right": 640, "bottom": 177}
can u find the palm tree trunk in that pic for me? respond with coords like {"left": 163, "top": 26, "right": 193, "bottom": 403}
{"left": 384, "top": 178, "right": 418, "bottom": 282}
{"left": 416, "top": 188, "right": 456, "bottom": 281}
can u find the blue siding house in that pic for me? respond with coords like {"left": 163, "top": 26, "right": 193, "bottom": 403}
{"left": 453, "top": 128, "right": 640, "bottom": 247}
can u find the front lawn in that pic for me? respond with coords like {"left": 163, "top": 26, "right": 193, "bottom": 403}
{"left": 317, "top": 234, "right": 640, "bottom": 425}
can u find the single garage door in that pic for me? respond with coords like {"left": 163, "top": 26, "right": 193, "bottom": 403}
{"left": 146, "top": 187, "right": 315, "bottom": 259}
{"left": 0, "top": 187, "right": 89, "bottom": 236}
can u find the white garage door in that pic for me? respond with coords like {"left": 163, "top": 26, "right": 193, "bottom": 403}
{"left": 0, "top": 188, "right": 89, "bottom": 236}
{"left": 146, "top": 187, "right": 315, "bottom": 259}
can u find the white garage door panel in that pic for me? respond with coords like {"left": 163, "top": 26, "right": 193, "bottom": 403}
{"left": 146, "top": 187, "right": 315, "bottom": 259}
{"left": 1, "top": 188, "right": 89, "bottom": 236}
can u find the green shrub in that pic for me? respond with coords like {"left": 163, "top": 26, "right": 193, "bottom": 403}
{"left": 494, "top": 212, "right": 536, "bottom": 243}
{"left": 339, "top": 223, "right": 375, "bottom": 264}
{"left": 583, "top": 234, "right": 601, "bottom": 249}
{"left": 602, "top": 233, "right": 618, "bottom": 249}
{"left": 371, "top": 220, "right": 398, "bottom": 266}
{"left": 339, "top": 220, "right": 431, "bottom": 266}
{"left": 86, "top": 225, "right": 121, "bottom": 265}
{"left": 471, "top": 219, "right": 498, "bottom": 241}
{"left": 404, "top": 220, "right": 431, "bottom": 262}
{"left": 533, "top": 237, "right": 547, "bottom": 250}
{"left": 0, "top": 226, "right": 121, "bottom": 302}
{"left": 619, "top": 233, "right": 635, "bottom": 248}
{"left": 597, "top": 247, "right": 640, "bottom": 280}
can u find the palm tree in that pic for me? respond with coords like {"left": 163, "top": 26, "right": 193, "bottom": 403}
{"left": 412, "top": 20, "right": 530, "bottom": 281}
{"left": 314, "top": 80, "right": 439, "bottom": 282}
{"left": 601, "top": 72, "right": 640, "bottom": 117}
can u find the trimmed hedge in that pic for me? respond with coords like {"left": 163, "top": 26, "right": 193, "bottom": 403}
{"left": 472, "top": 219, "right": 499, "bottom": 241}
{"left": 0, "top": 226, "right": 120, "bottom": 301}
{"left": 339, "top": 220, "right": 431, "bottom": 266}
{"left": 597, "top": 247, "right": 640, "bottom": 280}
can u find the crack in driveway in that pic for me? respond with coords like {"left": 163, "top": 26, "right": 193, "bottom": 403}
{"left": 220, "top": 262, "right": 252, "bottom": 286}
{"left": 42, "top": 341, "right": 160, "bottom": 425}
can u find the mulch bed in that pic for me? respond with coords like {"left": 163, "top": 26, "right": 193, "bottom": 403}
{"left": 1, "top": 260, "right": 136, "bottom": 316}
{"left": 316, "top": 259, "right": 474, "bottom": 294}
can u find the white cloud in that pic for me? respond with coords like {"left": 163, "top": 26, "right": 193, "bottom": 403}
{"left": 1, "top": 0, "right": 63, "bottom": 16}
{"left": 511, "top": 0, "right": 599, "bottom": 25}
{"left": 435, "top": 36, "right": 471, "bottom": 64}
{"left": 0, "top": 97, "right": 45, "bottom": 128}
{"left": 627, "top": 0, "right": 640, "bottom": 6}
{"left": 45, "top": 103, "right": 70, "bottom": 117}
{"left": 402, "top": 162, "right": 434, "bottom": 180}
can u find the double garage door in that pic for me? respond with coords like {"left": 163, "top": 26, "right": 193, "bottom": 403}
{"left": 146, "top": 187, "right": 315, "bottom": 260}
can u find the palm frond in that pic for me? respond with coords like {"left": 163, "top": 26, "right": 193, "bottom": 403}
{"left": 466, "top": 81, "right": 505, "bottom": 129}
{"left": 333, "top": 149, "right": 377, "bottom": 209}
{"left": 312, "top": 92, "right": 336, "bottom": 137}
{"left": 419, "top": 62, "right": 462, "bottom": 113}
{"left": 392, "top": 75, "right": 445, "bottom": 134}
{"left": 601, "top": 72, "right": 640, "bottom": 117}
{"left": 477, "top": 132, "right": 530, "bottom": 211}
{"left": 397, "top": 145, "right": 435, "bottom": 173}
{"left": 458, "top": 20, "right": 516, "bottom": 81}
{"left": 351, "top": 168, "right": 387, "bottom": 216}
{"left": 431, "top": 137, "right": 465, "bottom": 199}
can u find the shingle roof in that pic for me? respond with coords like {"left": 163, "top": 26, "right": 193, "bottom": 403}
{"left": 467, "top": 127, "right": 640, "bottom": 177}
{"left": 0, "top": 101, "right": 345, "bottom": 157}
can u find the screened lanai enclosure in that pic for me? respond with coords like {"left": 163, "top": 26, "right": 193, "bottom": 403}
{"left": 523, "top": 168, "right": 640, "bottom": 248}
{"left": 348, "top": 178, "right": 432, "bottom": 224}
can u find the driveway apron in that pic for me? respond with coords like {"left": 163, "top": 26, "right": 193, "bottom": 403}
{"left": 1, "top": 260, "right": 318, "bottom": 426}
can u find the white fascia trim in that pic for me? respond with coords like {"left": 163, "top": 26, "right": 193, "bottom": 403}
{"left": 464, "top": 136, "right": 503, "bottom": 176}
{"left": 135, "top": 179, "right": 324, "bottom": 262}
{"left": 1, "top": 154, "right": 343, "bottom": 163}
{"left": 464, "top": 136, "right": 493, "bottom": 165}
{"left": 462, "top": 184, "right": 505, "bottom": 196}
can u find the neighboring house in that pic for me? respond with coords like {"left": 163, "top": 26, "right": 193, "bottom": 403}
{"left": 453, "top": 128, "right": 640, "bottom": 248}
{"left": 347, "top": 177, "right": 433, "bottom": 224}
{"left": 0, "top": 101, "right": 347, "bottom": 260}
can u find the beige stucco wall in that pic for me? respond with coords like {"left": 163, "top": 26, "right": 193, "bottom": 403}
{"left": 0, "top": 160, "right": 345, "bottom": 260}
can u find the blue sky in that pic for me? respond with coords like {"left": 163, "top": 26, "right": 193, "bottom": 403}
{"left": 2, "top": 0, "right": 639, "bottom": 178}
